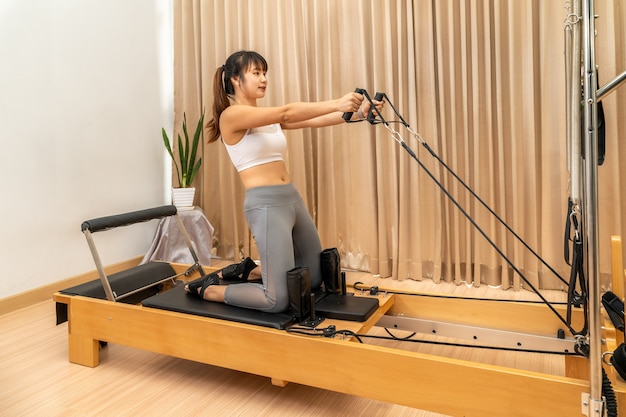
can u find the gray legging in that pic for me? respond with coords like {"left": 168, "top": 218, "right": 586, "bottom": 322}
{"left": 223, "top": 183, "right": 322, "bottom": 313}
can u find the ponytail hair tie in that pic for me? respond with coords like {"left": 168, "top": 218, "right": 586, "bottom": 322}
{"left": 221, "top": 65, "right": 229, "bottom": 93}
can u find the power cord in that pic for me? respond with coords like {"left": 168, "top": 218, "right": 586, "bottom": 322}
{"left": 354, "top": 281, "right": 380, "bottom": 295}
{"left": 286, "top": 325, "right": 364, "bottom": 343}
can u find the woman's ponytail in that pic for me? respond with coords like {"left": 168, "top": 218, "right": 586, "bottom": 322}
{"left": 207, "top": 66, "right": 230, "bottom": 143}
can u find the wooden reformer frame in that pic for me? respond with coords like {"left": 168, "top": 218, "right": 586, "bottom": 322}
{"left": 53, "top": 234, "right": 626, "bottom": 416}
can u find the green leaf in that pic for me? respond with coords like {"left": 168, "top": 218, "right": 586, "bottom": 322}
{"left": 177, "top": 132, "right": 186, "bottom": 183}
{"left": 189, "top": 112, "right": 204, "bottom": 182}
{"left": 163, "top": 111, "right": 204, "bottom": 188}
{"left": 188, "top": 158, "right": 202, "bottom": 186}
{"left": 182, "top": 113, "right": 191, "bottom": 179}
{"left": 163, "top": 127, "right": 182, "bottom": 187}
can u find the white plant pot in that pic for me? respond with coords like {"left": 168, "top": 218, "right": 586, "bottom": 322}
{"left": 171, "top": 187, "right": 195, "bottom": 210}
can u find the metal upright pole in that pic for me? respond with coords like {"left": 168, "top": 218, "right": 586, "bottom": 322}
{"left": 568, "top": 0, "right": 582, "bottom": 206}
{"left": 581, "top": 0, "right": 603, "bottom": 415}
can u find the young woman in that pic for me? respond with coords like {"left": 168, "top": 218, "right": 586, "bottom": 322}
{"left": 186, "top": 50, "right": 383, "bottom": 313}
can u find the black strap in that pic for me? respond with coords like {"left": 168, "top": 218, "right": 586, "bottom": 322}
{"left": 580, "top": 69, "right": 606, "bottom": 166}
{"left": 564, "top": 198, "right": 574, "bottom": 265}
{"left": 566, "top": 233, "right": 588, "bottom": 335}
{"left": 602, "top": 291, "right": 625, "bottom": 332}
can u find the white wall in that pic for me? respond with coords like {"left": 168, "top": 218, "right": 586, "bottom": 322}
{"left": 0, "top": 0, "right": 174, "bottom": 298}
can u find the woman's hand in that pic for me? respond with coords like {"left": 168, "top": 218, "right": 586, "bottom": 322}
{"left": 358, "top": 97, "right": 385, "bottom": 121}
{"left": 337, "top": 91, "right": 364, "bottom": 114}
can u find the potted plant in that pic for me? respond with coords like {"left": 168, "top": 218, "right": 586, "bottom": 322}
{"left": 162, "top": 111, "right": 204, "bottom": 209}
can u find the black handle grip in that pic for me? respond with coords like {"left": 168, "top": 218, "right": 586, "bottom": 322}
{"left": 81, "top": 205, "right": 178, "bottom": 233}
{"left": 367, "top": 92, "right": 384, "bottom": 123}
{"left": 342, "top": 88, "right": 365, "bottom": 122}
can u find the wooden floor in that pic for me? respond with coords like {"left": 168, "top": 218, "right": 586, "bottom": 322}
{"left": 0, "top": 260, "right": 570, "bottom": 417}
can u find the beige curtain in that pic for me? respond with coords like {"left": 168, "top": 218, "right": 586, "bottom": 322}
{"left": 173, "top": 0, "right": 626, "bottom": 291}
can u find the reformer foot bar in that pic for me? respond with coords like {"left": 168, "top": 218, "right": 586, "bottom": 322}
{"left": 52, "top": 204, "right": 626, "bottom": 416}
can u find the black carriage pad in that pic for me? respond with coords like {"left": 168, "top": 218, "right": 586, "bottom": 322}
{"left": 141, "top": 284, "right": 295, "bottom": 330}
{"left": 315, "top": 293, "right": 379, "bottom": 322}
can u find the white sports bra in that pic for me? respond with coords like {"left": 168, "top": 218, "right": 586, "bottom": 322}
{"left": 223, "top": 124, "right": 287, "bottom": 172}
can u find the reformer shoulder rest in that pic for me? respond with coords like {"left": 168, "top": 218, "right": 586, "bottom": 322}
{"left": 79, "top": 205, "right": 205, "bottom": 303}
{"left": 56, "top": 205, "right": 201, "bottom": 325}
{"left": 81, "top": 205, "right": 178, "bottom": 233}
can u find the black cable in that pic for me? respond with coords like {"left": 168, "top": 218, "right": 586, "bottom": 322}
{"left": 384, "top": 327, "right": 416, "bottom": 340}
{"left": 418, "top": 142, "right": 569, "bottom": 287}
{"left": 370, "top": 92, "right": 569, "bottom": 287}
{"left": 603, "top": 367, "right": 618, "bottom": 417}
{"left": 286, "top": 326, "right": 364, "bottom": 343}
{"left": 398, "top": 140, "right": 575, "bottom": 332}
{"left": 352, "top": 281, "right": 570, "bottom": 305}
{"left": 362, "top": 90, "right": 584, "bottom": 336}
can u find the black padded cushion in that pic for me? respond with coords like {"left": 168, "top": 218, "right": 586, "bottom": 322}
{"left": 315, "top": 293, "right": 379, "bottom": 322}
{"left": 142, "top": 284, "right": 295, "bottom": 330}
{"left": 81, "top": 205, "right": 177, "bottom": 233}
{"left": 60, "top": 262, "right": 176, "bottom": 300}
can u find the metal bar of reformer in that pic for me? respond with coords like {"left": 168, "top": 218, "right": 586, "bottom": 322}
{"left": 83, "top": 229, "right": 116, "bottom": 301}
{"left": 568, "top": 0, "right": 582, "bottom": 206}
{"left": 597, "top": 68, "right": 626, "bottom": 102}
{"left": 565, "top": 10, "right": 572, "bottom": 180}
{"left": 582, "top": 0, "right": 603, "bottom": 414}
{"left": 174, "top": 213, "right": 206, "bottom": 276}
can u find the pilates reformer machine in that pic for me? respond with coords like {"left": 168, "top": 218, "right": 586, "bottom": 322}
{"left": 54, "top": 1, "right": 626, "bottom": 415}
{"left": 53, "top": 202, "right": 592, "bottom": 417}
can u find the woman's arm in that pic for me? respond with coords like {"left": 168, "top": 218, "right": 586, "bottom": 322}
{"left": 281, "top": 111, "right": 352, "bottom": 129}
{"left": 282, "top": 98, "right": 384, "bottom": 130}
{"left": 220, "top": 92, "right": 362, "bottom": 143}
